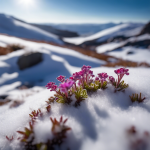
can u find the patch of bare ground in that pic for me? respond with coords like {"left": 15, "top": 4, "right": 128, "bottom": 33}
{"left": 0, "top": 44, "right": 24, "bottom": 55}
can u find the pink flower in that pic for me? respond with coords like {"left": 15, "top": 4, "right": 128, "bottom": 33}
{"left": 81, "top": 65, "right": 91, "bottom": 71}
{"left": 95, "top": 76, "right": 99, "bottom": 81}
{"left": 114, "top": 68, "right": 129, "bottom": 75}
{"left": 59, "top": 79, "right": 75, "bottom": 93}
{"left": 57, "top": 75, "right": 65, "bottom": 82}
{"left": 98, "top": 73, "right": 108, "bottom": 81}
{"left": 81, "top": 65, "right": 92, "bottom": 74}
{"left": 109, "top": 76, "right": 115, "bottom": 82}
{"left": 70, "top": 72, "right": 81, "bottom": 81}
{"left": 46, "top": 82, "right": 57, "bottom": 91}
{"left": 114, "top": 68, "right": 129, "bottom": 88}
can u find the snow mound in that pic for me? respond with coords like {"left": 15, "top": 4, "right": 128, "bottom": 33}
{"left": 0, "top": 14, "right": 62, "bottom": 44}
{"left": 0, "top": 67, "right": 150, "bottom": 150}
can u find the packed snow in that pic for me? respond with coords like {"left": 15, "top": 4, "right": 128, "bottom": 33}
{"left": 0, "top": 14, "right": 62, "bottom": 44}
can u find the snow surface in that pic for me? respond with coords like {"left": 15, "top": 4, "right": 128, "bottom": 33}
{"left": 0, "top": 67, "right": 150, "bottom": 150}
{"left": 96, "top": 42, "right": 126, "bottom": 53}
{"left": 0, "top": 14, "right": 62, "bottom": 44}
{"left": 63, "top": 23, "right": 143, "bottom": 45}
{"left": 96, "top": 34, "right": 150, "bottom": 54}
{"left": 0, "top": 34, "right": 105, "bottom": 92}
{"left": 107, "top": 46, "right": 150, "bottom": 64}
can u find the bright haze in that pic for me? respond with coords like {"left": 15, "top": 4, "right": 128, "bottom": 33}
{"left": 0, "top": 0, "right": 150, "bottom": 24}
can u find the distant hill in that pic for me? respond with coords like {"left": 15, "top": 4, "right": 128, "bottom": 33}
{"left": 31, "top": 24, "right": 79, "bottom": 38}
{"left": 43, "top": 23, "right": 121, "bottom": 36}
{"left": 0, "top": 13, "right": 63, "bottom": 44}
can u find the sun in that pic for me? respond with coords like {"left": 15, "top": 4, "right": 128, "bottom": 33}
{"left": 18, "top": 0, "right": 36, "bottom": 7}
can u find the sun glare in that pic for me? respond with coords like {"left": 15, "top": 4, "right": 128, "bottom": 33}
{"left": 18, "top": 0, "right": 36, "bottom": 7}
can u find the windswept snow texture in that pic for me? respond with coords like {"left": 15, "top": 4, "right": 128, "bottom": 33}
{"left": 0, "top": 14, "right": 62, "bottom": 44}
{"left": 63, "top": 23, "right": 144, "bottom": 45}
{"left": 0, "top": 34, "right": 105, "bottom": 94}
{"left": 0, "top": 67, "right": 150, "bottom": 150}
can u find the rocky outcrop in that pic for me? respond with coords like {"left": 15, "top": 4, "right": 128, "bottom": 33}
{"left": 139, "top": 22, "right": 150, "bottom": 35}
{"left": 17, "top": 52, "right": 43, "bottom": 70}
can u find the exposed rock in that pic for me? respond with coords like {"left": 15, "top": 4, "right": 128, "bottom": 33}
{"left": 127, "top": 51, "right": 134, "bottom": 55}
{"left": 17, "top": 52, "right": 43, "bottom": 70}
{"left": 139, "top": 22, "right": 150, "bottom": 35}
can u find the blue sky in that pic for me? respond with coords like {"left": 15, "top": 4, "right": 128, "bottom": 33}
{"left": 0, "top": 0, "right": 150, "bottom": 23}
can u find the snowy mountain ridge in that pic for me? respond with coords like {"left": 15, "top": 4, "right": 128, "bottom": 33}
{"left": 0, "top": 13, "right": 63, "bottom": 44}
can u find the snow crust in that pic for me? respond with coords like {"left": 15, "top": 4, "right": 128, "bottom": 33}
{"left": 0, "top": 67, "right": 150, "bottom": 150}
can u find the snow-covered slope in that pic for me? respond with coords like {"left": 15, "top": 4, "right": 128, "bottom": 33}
{"left": 47, "top": 23, "right": 119, "bottom": 36}
{"left": 63, "top": 23, "right": 144, "bottom": 45}
{"left": 0, "top": 14, "right": 62, "bottom": 44}
{"left": 0, "top": 34, "right": 105, "bottom": 94}
{"left": 96, "top": 34, "right": 150, "bottom": 54}
{"left": 0, "top": 67, "right": 150, "bottom": 150}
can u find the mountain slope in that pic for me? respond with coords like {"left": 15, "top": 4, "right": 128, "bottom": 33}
{"left": 0, "top": 14, "right": 63, "bottom": 44}
{"left": 0, "top": 34, "right": 105, "bottom": 91}
{"left": 31, "top": 24, "right": 79, "bottom": 38}
{"left": 63, "top": 23, "right": 144, "bottom": 45}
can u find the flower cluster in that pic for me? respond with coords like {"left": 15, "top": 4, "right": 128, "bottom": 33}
{"left": 114, "top": 68, "right": 129, "bottom": 88}
{"left": 45, "top": 66, "right": 129, "bottom": 105}
{"left": 6, "top": 66, "right": 130, "bottom": 150}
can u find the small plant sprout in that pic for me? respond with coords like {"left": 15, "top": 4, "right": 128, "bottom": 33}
{"left": 74, "top": 86, "right": 88, "bottom": 107}
{"left": 46, "top": 105, "right": 51, "bottom": 112}
{"left": 29, "top": 109, "right": 43, "bottom": 122}
{"left": 17, "top": 122, "right": 34, "bottom": 142}
{"left": 126, "top": 126, "right": 150, "bottom": 150}
{"left": 129, "top": 93, "right": 146, "bottom": 103}
{"left": 6, "top": 136, "right": 14, "bottom": 142}
{"left": 50, "top": 116, "right": 71, "bottom": 146}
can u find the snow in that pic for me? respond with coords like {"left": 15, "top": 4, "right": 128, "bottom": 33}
{"left": 0, "top": 26, "right": 150, "bottom": 150}
{"left": 96, "top": 34, "right": 150, "bottom": 54}
{"left": 0, "top": 14, "right": 62, "bottom": 44}
{"left": 128, "top": 34, "right": 150, "bottom": 42}
{"left": 0, "top": 81, "right": 21, "bottom": 95}
{"left": 0, "top": 67, "right": 150, "bottom": 150}
{"left": 96, "top": 42, "right": 126, "bottom": 53}
{"left": 107, "top": 46, "right": 150, "bottom": 63}
{"left": 63, "top": 23, "right": 142, "bottom": 45}
{"left": 0, "top": 34, "right": 105, "bottom": 89}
